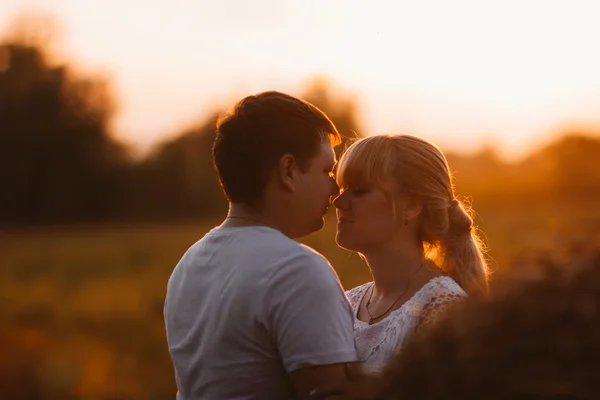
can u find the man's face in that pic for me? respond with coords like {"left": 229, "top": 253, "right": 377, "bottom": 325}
{"left": 291, "top": 142, "right": 339, "bottom": 237}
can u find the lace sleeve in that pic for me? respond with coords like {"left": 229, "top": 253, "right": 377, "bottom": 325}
{"left": 415, "top": 283, "right": 466, "bottom": 333}
{"left": 346, "top": 282, "right": 371, "bottom": 309}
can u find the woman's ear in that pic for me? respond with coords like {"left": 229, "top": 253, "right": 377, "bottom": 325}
{"left": 404, "top": 195, "right": 423, "bottom": 222}
{"left": 277, "top": 153, "right": 297, "bottom": 192}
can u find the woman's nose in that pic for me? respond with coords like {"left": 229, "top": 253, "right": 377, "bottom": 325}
{"left": 332, "top": 190, "right": 347, "bottom": 209}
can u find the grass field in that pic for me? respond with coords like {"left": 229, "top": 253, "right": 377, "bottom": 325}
{"left": 2, "top": 202, "right": 599, "bottom": 399}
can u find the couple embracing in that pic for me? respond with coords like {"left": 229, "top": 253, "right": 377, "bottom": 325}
{"left": 164, "top": 91, "right": 490, "bottom": 399}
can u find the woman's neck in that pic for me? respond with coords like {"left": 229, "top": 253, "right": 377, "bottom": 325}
{"left": 363, "top": 243, "right": 425, "bottom": 297}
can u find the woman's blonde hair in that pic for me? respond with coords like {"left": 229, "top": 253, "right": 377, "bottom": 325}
{"left": 337, "top": 134, "right": 489, "bottom": 295}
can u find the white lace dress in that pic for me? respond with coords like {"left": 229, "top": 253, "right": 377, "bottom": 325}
{"left": 346, "top": 276, "right": 466, "bottom": 370}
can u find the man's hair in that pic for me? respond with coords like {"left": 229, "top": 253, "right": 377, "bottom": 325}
{"left": 378, "top": 251, "right": 600, "bottom": 399}
{"left": 213, "top": 91, "right": 341, "bottom": 204}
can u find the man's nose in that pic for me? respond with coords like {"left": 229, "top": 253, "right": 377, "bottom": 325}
{"left": 330, "top": 178, "right": 340, "bottom": 196}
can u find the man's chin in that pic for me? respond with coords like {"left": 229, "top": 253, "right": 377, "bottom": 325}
{"left": 310, "top": 217, "right": 325, "bottom": 233}
{"left": 291, "top": 218, "right": 325, "bottom": 239}
{"left": 316, "top": 216, "right": 326, "bottom": 229}
{"left": 305, "top": 217, "right": 326, "bottom": 236}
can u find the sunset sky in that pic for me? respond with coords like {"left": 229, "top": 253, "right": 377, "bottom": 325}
{"left": 3, "top": 0, "right": 600, "bottom": 158}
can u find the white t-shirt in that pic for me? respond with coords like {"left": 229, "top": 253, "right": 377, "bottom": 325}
{"left": 164, "top": 226, "right": 358, "bottom": 400}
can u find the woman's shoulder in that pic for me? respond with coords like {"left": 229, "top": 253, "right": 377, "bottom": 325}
{"left": 345, "top": 282, "right": 372, "bottom": 308}
{"left": 412, "top": 276, "right": 467, "bottom": 308}
{"left": 429, "top": 275, "right": 467, "bottom": 296}
{"left": 409, "top": 276, "right": 467, "bottom": 331}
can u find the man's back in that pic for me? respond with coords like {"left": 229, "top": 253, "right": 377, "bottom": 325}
{"left": 164, "top": 226, "right": 357, "bottom": 400}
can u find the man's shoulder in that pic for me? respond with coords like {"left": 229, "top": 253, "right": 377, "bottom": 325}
{"left": 295, "top": 242, "right": 330, "bottom": 262}
{"left": 192, "top": 226, "right": 332, "bottom": 274}
{"left": 192, "top": 225, "right": 299, "bottom": 252}
{"left": 220, "top": 226, "right": 331, "bottom": 266}
{"left": 276, "top": 241, "right": 333, "bottom": 272}
{"left": 265, "top": 245, "right": 340, "bottom": 294}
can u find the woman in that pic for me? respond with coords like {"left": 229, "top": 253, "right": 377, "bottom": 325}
{"left": 333, "top": 134, "right": 490, "bottom": 370}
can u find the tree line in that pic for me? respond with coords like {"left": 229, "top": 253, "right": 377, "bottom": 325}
{"left": 2, "top": 33, "right": 599, "bottom": 227}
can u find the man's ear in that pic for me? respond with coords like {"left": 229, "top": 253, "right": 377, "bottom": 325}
{"left": 277, "top": 153, "right": 298, "bottom": 192}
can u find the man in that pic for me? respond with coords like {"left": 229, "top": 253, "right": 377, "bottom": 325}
{"left": 164, "top": 91, "right": 359, "bottom": 399}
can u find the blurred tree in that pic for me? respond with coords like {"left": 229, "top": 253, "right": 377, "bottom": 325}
{"left": 0, "top": 17, "right": 129, "bottom": 226}
{"left": 300, "top": 76, "right": 364, "bottom": 158}
{"left": 6, "top": 14, "right": 600, "bottom": 227}
{"left": 446, "top": 132, "right": 600, "bottom": 206}
{"left": 446, "top": 146, "right": 527, "bottom": 206}
{"left": 131, "top": 114, "right": 227, "bottom": 220}
{"left": 531, "top": 133, "right": 600, "bottom": 200}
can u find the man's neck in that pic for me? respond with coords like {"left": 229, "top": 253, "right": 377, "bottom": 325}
{"left": 222, "top": 202, "right": 287, "bottom": 235}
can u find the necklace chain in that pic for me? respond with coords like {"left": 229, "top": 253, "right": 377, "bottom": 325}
{"left": 365, "top": 262, "right": 424, "bottom": 325}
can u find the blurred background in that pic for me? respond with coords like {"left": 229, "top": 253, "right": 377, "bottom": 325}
{"left": 2, "top": 1, "right": 600, "bottom": 399}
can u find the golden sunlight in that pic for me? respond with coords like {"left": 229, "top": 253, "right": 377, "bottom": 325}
{"left": 3, "top": 0, "right": 600, "bottom": 157}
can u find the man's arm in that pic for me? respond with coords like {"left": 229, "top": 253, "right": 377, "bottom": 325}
{"left": 300, "top": 363, "right": 389, "bottom": 400}
{"left": 290, "top": 362, "right": 356, "bottom": 400}
{"left": 264, "top": 252, "right": 359, "bottom": 398}
{"left": 302, "top": 362, "right": 385, "bottom": 400}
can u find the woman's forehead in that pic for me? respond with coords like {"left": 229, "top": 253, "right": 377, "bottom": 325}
{"left": 339, "top": 166, "right": 391, "bottom": 189}
{"left": 337, "top": 162, "right": 365, "bottom": 182}
{"left": 339, "top": 165, "right": 404, "bottom": 194}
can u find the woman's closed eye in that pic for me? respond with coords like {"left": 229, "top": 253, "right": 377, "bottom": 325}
{"left": 343, "top": 187, "right": 369, "bottom": 196}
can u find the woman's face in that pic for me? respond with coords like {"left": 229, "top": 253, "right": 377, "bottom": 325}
{"left": 333, "top": 182, "right": 407, "bottom": 253}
